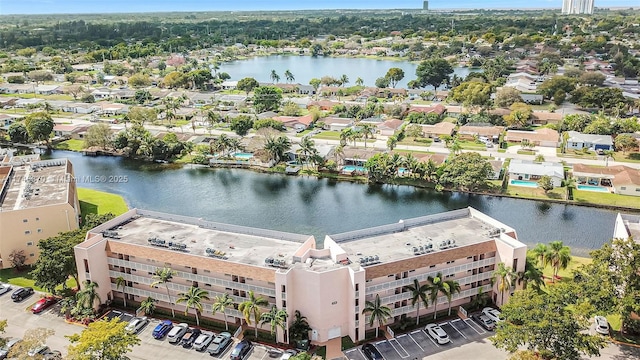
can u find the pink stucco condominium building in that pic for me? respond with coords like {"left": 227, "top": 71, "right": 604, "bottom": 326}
{"left": 0, "top": 155, "right": 80, "bottom": 269}
{"left": 74, "top": 207, "right": 526, "bottom": 345}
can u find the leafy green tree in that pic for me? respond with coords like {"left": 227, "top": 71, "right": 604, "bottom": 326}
{"left": 503, "top": 102, "right": 532, "bottom": 128}
{"left": 230, "top": 115, "right": 254, "bottom": 137}
{"left": 561, "top": 114, "right": 592, "bottom": 132}
{"left": 8, "top": 328, "right": 54, "bottom": 359}
{"left": 385, "top": 68, "right": 405, "bottom": 88}
{"left": 237, "top": 77, "right": 259, "bottom": 95}
{"left": 481, "top": 57, "right": 511, "bottom": 82}
{"left": 289, "top": 310, "right": 311, "bottom": 341}
{"left": 614, "top": 133, "right": 638, "bottom": 154}
{"left": 151, "top": 267, "right": 177, "bottom": 317}
{"left": 578, "top": 72, "right": 605, "bottom": 87}
{"left": 16, "top": 47, "right": 36, "bottom": 57}
{"left": 212, "top": 293, "right": 234, "bottom": 331}
{"left": 139, "top": 297, "right": 157, "bottom": 316}
{"left": 362, "top": 294, "right": 391, "bottom": 338}
{"left": 128, "top": 107, "right": 157, "bottom": 125}
{"left": 571, "top": 87, "right": 626, "bottom": 112}
{"left": 583, "top": 117, "right": 614, "bottom": 135}
{"left": 176, "top": 286, "right": 210, "bottom": 326}
{"left": 134, "top": 89, "right": 152, "bottom": 104}
{"left": 494, "top": 87, "right": 523, "bottom": 108}
{"left": 239, "top": 291, "right": 269, "bottom": 339}
{"left": 439, "top": 152, "right": 492, "bottom": 191}
{"left": 263, "top": 135, "right": 291, "bottom": 163}
{"left": 25, "top": 112, "right": 53, "bottom": 146}
{"left": 76, "top": 280, "right": 101, "bottom": 314}
{"left": 415, "top": 58, "right": 454, "bottom": 92}
{"left": 253, "top": 86, "right": 283, "bottom": 113}
{"left": 537, "top": 76, "right": 575, "bottom": 100}
{"left": 8, "top": 122, "right": 29, "bottom": 143}
{"left": 545, "top": 241, "right": 571, "bottom": 282}
{"left": 260, "top": 306, "right": 288, "bottom": 342}
{"left": 448, "top": 80, "right": 493, "bottom": 109}
{"left": 553, "top": 90, "right": 566, "bottom": 106}
{"left": 516, "top": 254, "right": 545, "bottom": 292}
{"left": 375, "top": 77, "right": 390, "bottom": 88}
{"left": 537, "top": 175, "right": 554, "bottom": 193}
{"left": 128, "top": 73, "right": 151, "bottom": 88}
{"left": 253, "top": 118, "right": 285, "bottom": 131}
{"left": 491, "top": 287, "right": 606, "bottom": 360}
{"left": 404, "top": 279, "right": 431, "bottom": 325}
{"left": 67, "top": 318, "right": 141, "bottom": 360}
{"left": 163, "top": 71, "right": 186, "bottom": 89}
{"left": 84, "top": 124, "right": 112, "bottom": 150}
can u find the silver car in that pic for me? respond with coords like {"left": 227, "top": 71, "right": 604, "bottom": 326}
{"left": 125, "top": 316, "right": 149, "bottom": 334}
{"left": 0, "top": 338, "right": 20, "bottom": 360}
{"left": 0, "top": 283, "right": 12, "bottom": 296}
{"left": 193, "top": 331, "right": 214, "bottom": 351}
{"left": 167, "top": 323, "right": 189, "bottom": 344}
{"left": 482, "top": 307, "right": 503, "bottom": 323}
{"left": 594, "top": 316, "right": 610, "bottom": 335}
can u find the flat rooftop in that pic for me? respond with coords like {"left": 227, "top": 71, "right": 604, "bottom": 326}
{"left": 0, "top": 159, "right": 71, "bottom": 211}
{"left": 619, "top": 214, "right": 640, "bottom": 240}
{"left": 101, "top": 211, "right": 310, "bottom": 268}
{"left": 330, "top": 208, "right": 514, "bottom": 265}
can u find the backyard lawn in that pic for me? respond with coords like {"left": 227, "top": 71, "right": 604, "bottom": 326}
{"left": 540, "top": 255, "right": 591, "bottom": 280}
{"left": 573, "top": 190, "right": 640, "bottom": 209}
{"left": 78, "top": 188, "right": 129, "bottom": 217}
{"left": 54, "top": 139, "right": 85, "bottom": 151}
{"left": 506, "top": 184, "right": 566, "bottom": 200}
{"left": 0, "top": 266, "right": 77, "bottom": 293}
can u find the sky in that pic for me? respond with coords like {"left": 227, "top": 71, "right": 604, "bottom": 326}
{"left": 0, "top": 0, "right": 637, "bottom": 15}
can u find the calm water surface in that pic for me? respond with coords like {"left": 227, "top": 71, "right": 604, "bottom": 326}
{"left": 51, "top": 151, "right": 620, "bottom": 257}
{"left": 219, "top": 55, "right": 477, "bottom": 89}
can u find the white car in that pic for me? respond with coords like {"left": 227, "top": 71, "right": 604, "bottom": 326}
{"left": 482, "top": 307, "right": 503, "bottom": 323}
{"left": 167, "top": 323, "right": 189, "bottom": 344}
{"left": 425, "top": 324, "right": 450, "bottom": 345}
{"left": 193, "top": 331, "right": 214, "bottom": 352}
{"left": 280, "top": 349, "right": 298, "bottom": 360}
{"left": 594, "top": 316, "right": 610, "bottom": 335}
{"left": 125, "top": 316, "right": 149, "bottom": 334}
{"left": 0, "top": 283, "right": 11, "bottom": 296}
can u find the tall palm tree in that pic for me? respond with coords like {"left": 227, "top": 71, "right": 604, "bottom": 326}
{"left": 334, "top": 144, "right": 345, "bottom": 165}
{"left": 427, "top": 273, "right": 448, "bottom": 319}
{"left": 75, "top": 280, "right": 101, "bottom": 313}
{"left": 239, "top": 291, "right": 269, "bottom": 339}
{"left": 176, "top": 286, "right": 210, "bottom": 326}
{"left": 212, "top": 293, "right": 234, "bottom": 331}
{"left": 151, "top": 267, "right": 177, "bottom": 317}
{"left": 340, "top": 128, "right": 354, "bottom": 147}
{"left": 492, "top": 263, "right": 516, "bottom": 304}
{"left": 284, "top": 70, "right": 295, "bottom": 83}
{"left": 355, "top": 77, "right": 364, "bottom": 87}
{"left": 340, "top": 74, "right": 349, "bottom": 87}
{"left": 545, "top": 241, "right": 572, "bottom": 282}
{"left": 263, "top": 135, "right": 291, "bottom": 163}
{"left": 260, "top": 306, "right": 288, "bottom": 343}
{"left": 517, "top": 255, "right": 545, "bottom": 292}
{"left": 603, "top": 150, "right": 615, "bottom": 167}
{"left": 404, "top": 279, "right": 431, "bottom": 325}
{"left": 565, "top": 177, "right": 576, "bottom": 201}
{"left": 270, "top": 70, "right": 280, "bottom": 84}
{"left": 450, "top": 140, "right": 462, "bottom": 155}
{"left": 532, "top": 243, "right": 549, "bottom": 269}
{"left": 115, "top": 276, "right": 127, "bottom": 308}
{"left": 289, "top": 310, "right": 311, "bottom": 341}
{"left": 359, "top": 124, "right": 375, "bottom": 149}
{"left": 140, "top": 297, "right": 157, "bottom": 315}
{"left": 362, "top": 294, "right": 391, "bottom": 338}
{"left": 444, "top": 280, "right": 461, "bottom": 316}
{"left": 298, "top": 136, "right": 317, "bottom": 170}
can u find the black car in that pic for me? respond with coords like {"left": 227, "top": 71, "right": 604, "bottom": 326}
{"left": 229, "top": 340, "right": 252, "bottom": 360}
{"left": 181, "top": 328, "right": 202, "bottom": 348}
{"left": 11, "top": 287, "right": 34, "bottom": 302}
{"left": 361, "top": 344, "right": 383, "bottom": 360}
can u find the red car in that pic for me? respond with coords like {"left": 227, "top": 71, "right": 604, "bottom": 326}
{"left": 31, "top": 297, "right": 57, "bottom": 314}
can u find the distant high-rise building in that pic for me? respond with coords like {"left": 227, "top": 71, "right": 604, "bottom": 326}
{"left": 423, "top": 1, "right": 429, "bottom": 10}
{"left": 562, "top": 0, "right": 594, "bottom": 14}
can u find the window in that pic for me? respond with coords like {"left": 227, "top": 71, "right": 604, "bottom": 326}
{"left": 282, "top": 300, "right": 287, "bottom": 308}
{"left": 24, "top": 230, "right": 31, "bottom": 235}
{"left": 35, "top": 217, "right": 39, "bottom": 221}
{"left": 621, "top": 187, "right": 627, "bottom": 190}
{"left": 429, "top": 265, "right": 436, "bottom": 268}
{"left": 355, "top": 299, "right": 359, "bottom": 306}
{"left": 355, "top": 284, "right": 359, "bottom": 291}
{"left": 83, "top": 259, "right": 90, "bottom": 273}
{"left": 355, "top": 313, "right": 359, "bottom": 321}
{"left": 37, "top": 229, "right": 42, "bottom": 233}
{"left": 467, "top": 256, "right": 473, "bottom": 259}
{"left": 26, "top": 241, "right": 33, "bottom": 246}
{"left": 205, "top": 283, "right": 211, "bottom": 287}
{"left": 636, "top": 188, "right": 640, "bottom": 192}
{"left": 30, "top": 253, "right": 35, "bottom": 257}
{"left": 446, "top": 260, "right": 455, "bottom": 264}
{"left": 512, "top": 258, "right": 518, "bottom": 271}
{"left": 23, "top": 219, "right": 28, "bottom": 223}
{"left": 281, "top": 285, "right": 286, "bottom": 292}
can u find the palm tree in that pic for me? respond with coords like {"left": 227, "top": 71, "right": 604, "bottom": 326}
{"left": 140, "top": 297, "right": 157, "bottom": 316}
{"left": 427, "top": 273, "right": 448, "bottom": 319}
{"left": 517, "top": 255, "right": 545, "bottom": 292}
{"left": 565, "top": 177, "right": 576, "bottom": 200}
{"left": 450, "top": 140, "right": 462, "bottom": 155}
{"left": 532, "top": 243, "right": 549, "bottom": 269}
{"left": 239, "top": 291, "right": 269, "bottom": 339}
{"left": 603, "top": 150, "right": 615, "bottom": 167}
{"left": 444, "top": 280, "right": 461, "bottom": 316}
{"left": 470, "top": 287, "right": 490, "bottom": 311}
{"left": 492, "top": 263, "right": 516, "bottom": 305}
{"left": 404, "top": 279, "right": 431, "bottom": 325}
{"left": 362, "top": 294, "right": 391, "bottom": 338}
{"left": 340, "top": 128, "right": 354, "bottom": 147}
{"left": 334, "top": 144, "right": 345, "bottom": 165}
{"left": 151, "top": 267, "right": 177, "bottom": 317}
{"left": 212, "top": 293, "right": 234, "bottom": 331}
{"left": 284, "top": 70, "right": 295, "bottom": 83}
{"left": 298, "top": 136, "right": 318, "bottom": 170}
{"left": 545, "top": 241, "right": 572, "bottom": 282}
{"left": 260, "top": 305, "right": 288, "bottom": 343}
{"left": 263, "top": 135, "right": 291, "bottom": 163}
{"left": 359, "top": 124, "right": 375, "bottom": 149}
{"left": 270, "top": 70, "right": 280, "bottom": 84}
{"left": 355, "top": 77, "right": 364, "bottom": 87}
{"left": 289, "top": 310, "right": 311, "bottom": 341}
{"left": 75, "top": 280, "right": 101, "bottom": 313}
{"left": 340, "top": 74, "right": 349, "bottom": 87}
{"left": 115, "top": 276, "right": 127, "bottom": 308}
{"left": 176, "top": 286, "right": 210, "bottom": 326}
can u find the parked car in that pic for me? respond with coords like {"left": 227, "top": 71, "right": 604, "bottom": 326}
{"left": 280, "top": 349, "right": 298, "bottom": 360}
{"left": 152, "top": 320, "right": 173, "bottom": 339}
{"left": 0, "top": 283, "right": 12, "bottom": 296}
{"left": 425, "top": 324, "right": 451, "bottom": 345}
{"left": 472, "top": 314, "right": 496, "bottom": 331}
{"left": 229, "top": 340, "right": 252, "bottom": 360}
{"left": 167, "top": 323, "right": 189, "bottom": 344}
{"left": 27, "top": 345, "right": 50, "bottom": 357}
{"left": 193, "top": 331, "right": 214, "bottom": 352}
{"left": 181, "top": 328, "right": 202, "bottom": 348}
{"left": 594, "top": 316, "right": 610, "bottom": 335}
{"left": 207, "top": 332, "right": 232, "bottom": 356}
{"left": 125, "top": 316, "right": 149, "bottom": 334}
{"left": 482, "top": 307, "right": 503, "bottom": 323}
{"left": 0, "top": 338, "right": 20, "bottom": 360}
{"left": 31, "top": 297, "right": 57, "bottom": 314}
{"left": 11, "top": 287, "right": 34, "bottom": 302}
{"left": 361, "top": 344, "right": 383, "bottom": 360}
{"left": 43, "top": 350, "right": 62, "bottom": 360}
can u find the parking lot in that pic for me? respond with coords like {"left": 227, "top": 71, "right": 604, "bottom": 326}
{"left": 344, "top": 317, "right": 493, "bottom": 360}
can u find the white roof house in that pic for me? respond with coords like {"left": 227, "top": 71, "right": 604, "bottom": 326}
{"left": 508, "top": 160, "right": 565, "bottom": 187}
{"left": 566, "top": 131, "right": 614, "bottom": 151}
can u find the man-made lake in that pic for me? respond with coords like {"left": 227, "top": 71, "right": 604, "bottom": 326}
{"left": 52, "top": 151, "right": 620, "bottom": 257}
{"left": 219, "top": 55, "right": 476, "bottom": 89}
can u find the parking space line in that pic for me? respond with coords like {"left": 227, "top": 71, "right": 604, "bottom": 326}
{"left": 464, "top": 318, "right": 486, "bottom": 335}
{"left": 389, "top": 338, "right": 410, "bottom": 358}
{"left": 447, "top": 320, "right": 467, "bottom": 339}
{"left": 421, "top": 329, "right": 440, "bottom": 347}
{"left": 405, "top": 332, "right": 424, "bottom": 352}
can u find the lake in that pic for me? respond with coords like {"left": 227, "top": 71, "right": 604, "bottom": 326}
{"left": 219, "top": 55, "right": 477, "bottom": 89}
{"left": 51, "top": 151, "right": 619, "bottom": 257}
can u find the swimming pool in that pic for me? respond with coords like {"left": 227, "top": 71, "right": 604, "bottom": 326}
{"left": 343, "top": 165, "right": 367, "bottom": 172}
{"left": 510, "top": 179, "right": 538, "bottom": 188}
{"left": 577, "top": 184, "right": 609, "bottom": 192}
{"left": 233, "top": 152, "right": 254, "bottom": 159}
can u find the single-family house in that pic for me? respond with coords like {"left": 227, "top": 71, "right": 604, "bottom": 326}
{"left": 0, "top": 114, "right": 20, "bottom": 131}
{"left": 566, "top": 131, "right": 614, "bottom": 151}
{"left": 531, "top": 111, "right": 563, "bottom": 125}
{"left": 521, "top": 94, "right": 544, "bottom": 105}
{"left": 458, "top": 124, "right": 505, "bottom": 142}
{"left": 308, "top": 100, "right": 340, "bottom": 111}
{"left": 505, "top": 128, "right": 559, "bottom": 148}
{"left": 1, "top": 84, "right": 33, "bottom": 94}
{"left": 342, "top": 148, "right": 381, "bottom": 166}
{"left": 220, "top": 81, "right": 238, "bottom": 90}
{"left": 35, "top": 85, "right": 61, "bottom": 95}
{"left": 14, "top": 98, "right": 43, "bottom": 108}
{"left": 0, "top": 97, "right": 18, "bottom": 108}
{"left": 488, "top": 160, "right": 504, "bottom": 180}
{"left": 322, "top": 117, "right": 355, "bottom": 132}
{"left": 408, "top": 104, "right": 446, "bottom": 116}
{"left": 416, "top": 153, "right": 447, "bottom": 166}
{"left": 508, "top": 160, "right": 565, "bottom": 187}
{"left": 272, "top": 114, "right": 314, "bottom": 131}
{"left": 53, "top": 124, "right": 90, "bottom": 139}
{"left": 419, "top": 122, "right": 456, "bottom": 139}
{"left": 99, "top": 103, "right": 129, "bottom": 115}
{"left": 62, "top": 102, "right": 101, "bottom": 114}
{"left": 573, "top": 164, "right": 640, "bottom": 196}
{"left": 92, "top": 88, "right": 113, "bottom": 100}
{"left": 377, "top": 119, "right": 405, "bottom": 137}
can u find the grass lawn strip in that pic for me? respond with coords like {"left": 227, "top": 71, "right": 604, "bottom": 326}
{"left": 78, "top": 187, "right": 129, "bottom": 216}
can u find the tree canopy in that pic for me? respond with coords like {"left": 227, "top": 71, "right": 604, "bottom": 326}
{"left": 253, "top": 86, "right": 283, "bottom": 113}
{"left": 439, "top": 152, "right": 492, "bottom": 191}
{"left": 414, "top": 58, "right": 453, "bottom": 91}
{"left": 67, "top": 318, "right": 141, "bottom": 360}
